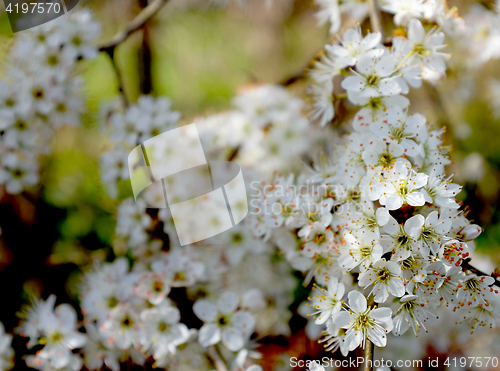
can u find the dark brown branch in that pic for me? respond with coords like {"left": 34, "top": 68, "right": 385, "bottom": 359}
{"left": 106, "top": 51, "right": 129, "bottom": 106}
{"left": 98, "top": 0, "right": 169, "bottom": 53}
{"left": 461, "top": 258, "right": 500, "bottom": 288}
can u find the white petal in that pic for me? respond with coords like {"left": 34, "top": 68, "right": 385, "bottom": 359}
{"left": 222, "top": 327, "right": 245, "bottom": 351}
{"left": 348, "top": 290, "right": 367, "bottom": 313}
{"left": 193, "top": 300, "right": 217, "bottom": 322}
{"left": 218, "top": 292, "right": 239, "bottom": 314}
{"left": 198, "top": 324, "right": 221, "bottom": 347}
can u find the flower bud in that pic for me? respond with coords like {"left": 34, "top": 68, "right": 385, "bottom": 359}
{"left": 460, "top": 224, "right": 482, "bottom": 240}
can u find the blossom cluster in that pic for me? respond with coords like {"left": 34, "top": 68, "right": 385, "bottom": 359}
{"left": 248, "top": 16, "right": 500, "bottom": 355}
{"left": 0, "top": 10, "right": 100, "bottom": 195}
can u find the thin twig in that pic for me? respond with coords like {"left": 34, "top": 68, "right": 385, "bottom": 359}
{"left": 364, "top": 339, "right": 375, "bottom": 371}
{"left": 461, "top": 258, "right": 500, "bottom": 288}
{"left": 207, "top": 345, "right": 229, "bottom": 371}
{"left": 98, "top": 0, "right": 170, "bottom": 53}
{"left": 107, "top": 52, "right": 129, "bottom": 106}
{"left": 364, "top": 296, "right": 375, "bottom": 371}
{"left": 367, "top": 0, "right": 383, "bottom": 37}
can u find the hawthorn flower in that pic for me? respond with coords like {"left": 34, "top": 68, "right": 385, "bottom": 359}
{"left": 369, "top": 106, "right": 425, "bottom": 156}
{"left": 333, "top": 290, "right": 393, "bottom": 350}
{"left": 299, "top": 222, "right": 335, "bottom": 258}
{"left": 151, "top": 247, "right": 205, "bottom": 287}
{"left": 380, "top": 0, "right": 426, "bottom": 25}
{"left": 352, "top": 94, "right": 410, "bottom": 131}
{"left": 100, "top": 303, "right": 142, "bottom": 350}
{"left": 456, "top": 274, "right": 497, "bottom": 308}
{"left": 359, "top": 259, "right": 405, "bottom": 302}
{"left": 438, "top": 240, "right": 469, "bottom": 267}
{"left": 309, "top": 50, "right": 345, "bottom": 83}
{"left": 421, "top": 167, "right": 462, "bottom": 208}
{"left": 345, "top": 204, "right": 391, "bottom": 234}
{"left": 193, "top": 292, "right": 255, "bottom": 351}
{"left": 380, "top": 214, "right": 423, "bottom": 261}
{"left": 134, "top": 272, "right": 171, "bottom": 305}
{"left": 460, "top": 304, "right": 498, "bottom": 331}
{"left": 342, "top": 54, "right": 401, "bottom": 103}
{"left": 140, "top": 302, "right": 191, "bottom": 360}
{"left": 326, "top": 26, "right": 382, "bottom": 66}
{"left": 115, "top": 198, "right": 152, "bottom": 246}
{"left": 416, "top": 211, "right": 452, "bottom": 254}
{"left": 314, "top": 0, "right": 341, "bottom": 34}
{"left": 377, "top": 160, "right": 429, "bottom": 210}
{"left": 17, "top": 295, "right": 86, "bottom": 369}
{"left": 0, "top": 151, "right": 39, "bottom": 194}
{"left": 393, "top": 294, "right": 437, "bottom": 336}
{"left": 59, "top": 10, "right": 101, "bottom": 60}
{"left": 82, "top": 323, "right": 121, "bottom": 371}
{"left": 308, "top": 80, "right": 335, "bottom": 127}
{"left": 405, "top": 19, "right": 449, "bottom": 74}
{"left": 310, "top": 277, "right": 346, "bottom": 324}
{"left": 339, "top": 230, "right": 384, "bottom": 272}
{"left": 361, "top": 138, "right": 404, "bottom": 169}
{"left": 398, "top": 254, "right": 428, "bottom": 284}
{"left": 320, "top": 320, "right": 349, "bottom": 355}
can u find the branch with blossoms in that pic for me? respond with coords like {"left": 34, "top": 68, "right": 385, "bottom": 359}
{"left": 249, "top": 0, "right": 500, "bottom": 368}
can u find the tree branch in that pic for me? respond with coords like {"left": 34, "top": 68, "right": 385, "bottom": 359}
{"left": 367, "top": 0, "right": 383, "bottom": 37}
{"left": 98, "top": 0, "right": 170, "bottom": 53}
{"left": 106, "top": 51, "right": 129, "bottom": 106}
{"left": 461, "top": 258, "right": 500, "bottom": 288}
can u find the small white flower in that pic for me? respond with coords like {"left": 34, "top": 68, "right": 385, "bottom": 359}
{"left": 140, "top": 302, "right": 191, "bottom": 360}
{"left": 310, "top": 277, "right": 346, "bottom": 324}
{"left": 377, "top": 160, "right": 429, "bottom": 210}
{"left": 339, "top": 230, "right": 383, "bottom": 272}
{"left": 308, "top": 80, "right": 335, "bottom": 127}
{"left": 342, "top": 55, "right": 401, "bottom": 103}
{"left": 359, "top": 259, "right": 406, "bottom": 302}
{"left": 327, "top": 26, "right": 383, "bottom": 66}
{"left": 333, "top": 290, "right": 393, "bottom": 350}
{"left": 421, "top": 167, "right": 462, "bottom": 208}
{"left": 380, "top": 0, "right": 426, "bottom": 25}
{"left": 193, "top": 292, "right": 255, "bottom": 351}
{"left": 393, "top": 294, "right": 437, "bottom": 336}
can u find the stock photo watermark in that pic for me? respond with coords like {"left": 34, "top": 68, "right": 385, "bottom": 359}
{"left": 3, "top": 0, "right": 79, "bottom": 32}
{"left": 291, "top": 356, "right": 500, "bottom": 370}
{"left": 128, "top": 123, "right": 248, "bottom": 246}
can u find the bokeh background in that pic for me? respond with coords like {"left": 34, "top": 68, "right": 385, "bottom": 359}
{"left": 0, "top": 0, "right": 499, "bottom": 369}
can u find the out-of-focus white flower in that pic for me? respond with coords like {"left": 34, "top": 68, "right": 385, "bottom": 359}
{"left": 0, "top": 323, "right": 14, "bottom": 371}
{"left": 308, "top": 80, "right": 335, "bottom": 127}
{"left": 193, "top": 291, "right": 255, "bottom": 351}
{"left": 380, "top": 0, "right": 426, "bottom": 25}
{"left": 314, "top": 0, "right": 341, "bottom": 34}
{"left": 140, "top": 302, "right": 191, "bottom": 361}
{"left": 327, "top": 26, "right": 383, "bottom": 66}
